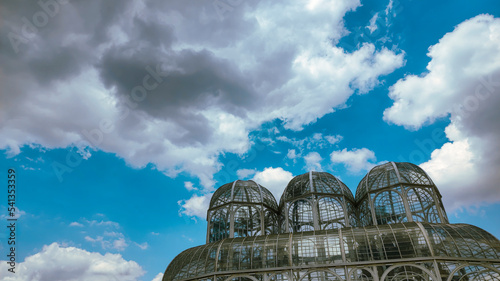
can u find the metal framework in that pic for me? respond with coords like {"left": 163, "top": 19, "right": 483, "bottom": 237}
{"left": 279, "top": 172, "right": 357, "bottom": 232}
{"left": 164, "top": 162, "right": 500, "bottom": 281}
{"left": 207, "top": 180, "right": 279, "bottom": 243}
{"left": 355, "top": 162, "right": 448, "bottom": 226}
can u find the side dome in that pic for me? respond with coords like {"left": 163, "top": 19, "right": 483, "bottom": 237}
{"left": 207, "top": 180, "right": 279, "bottom": 243}
{"left": 355, "top": 162, "right": 448, "bottom": 226}
{"left": 279, "top": 171, "right": 356, "bottom": 233}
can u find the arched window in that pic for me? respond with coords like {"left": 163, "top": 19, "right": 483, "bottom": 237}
{"left": 383, "top": 265, "right": 435, "bottom": 281}
{"left": 374, "top": 191, "right": 408, "bottom": 225}
{"left": 407, "top": 187, "right": 441, "bottom": 223}
{"left": 350, "top": 268, "right": 374, "bottom": 281}
{"left": 209, "top": 208, "right": 230, "bottom": 242}
{"left": 234, "top": 206, "right": 262, "bottom": 238}
{"left": 317, "top": 197, "right": 346, "bottom": 230}
{"left": 288, "top": 199, "right": 314, "bottom": 232}
{"left": 300, "top": 271, "right": 342, "bottom": 281}
{"left": 450, "top": 265, "right": 500, "bottom": 281}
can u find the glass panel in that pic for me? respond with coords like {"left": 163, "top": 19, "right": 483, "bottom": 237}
{"left": 374, "top": 191, "right": 408, "bottom": 225}
{"left": 234, "top": 206, "right": 262, "bottom": 238}
{"left": 283, "top": 173, "right": 310, "bottom": 201}
{"left": 396, "top": 162, "right": 432, "bottom": 185}
{"left": 407, "top": 187, "right": 441, "bottom": 223}
{"left": 288, "top": 199, "right": 315, "bottom": 232}
{"left": 210, "top": 208, "right": 230, "bottom": 242}
{"left": 318, "top": 197, "right": 346, "bottom": 230}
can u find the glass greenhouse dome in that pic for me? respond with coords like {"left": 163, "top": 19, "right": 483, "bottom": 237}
{"left": 163, "top": 162, "right": 500, "bottom": 281}
{"left": 207, "top": 180, "right": 279, "bottom": 243}
{"left": 279, "top": 171, "right": 357, "bottom": 232}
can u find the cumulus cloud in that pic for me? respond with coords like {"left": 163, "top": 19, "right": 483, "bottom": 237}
{"left": 0, "top": 0, "right": 403, "bottom": 189}
{"left": 330, "top": 148, "right": 377, "bottom": 173}
{"left": 183, "top": 181, "right": 197, "bottom": 192}
{"left": 0, "top": 243, "right": 144, "bottom": 281}
{"left": 252, "top": 167, "right": 294, "bottom": 201}
{"left": 304, "top": 152, "right": 323, "bottom": 171}
{"left": 152, "top": 273, "right": 164, "bottom": 281}
{"left": 178, "top": 193, "right": 211, "bottom": 220}
{"left": 384, "top": 14, "right": 500, "bottom": 210}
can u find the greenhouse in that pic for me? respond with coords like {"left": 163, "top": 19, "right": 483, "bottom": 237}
{"left": 163, "top": 162, "right": 500, "bottom": 281}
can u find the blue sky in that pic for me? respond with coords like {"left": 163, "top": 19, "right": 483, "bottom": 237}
{"left": 1, "top": 0, "right": 500, "bottom": 280}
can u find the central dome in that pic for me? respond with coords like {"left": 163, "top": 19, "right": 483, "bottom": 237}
{"left": 280, "top": 171, "right": 355, "bottom": 204}
{"left": 279, "top": 171, "right": 356, "bottom": 232}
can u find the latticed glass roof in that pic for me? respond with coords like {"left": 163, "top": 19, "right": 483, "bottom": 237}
{"left": 355, "top": 162, "right": 435, "bottom": 201}
{"left": 280, "top": 171, "right": 354, "bottom": 205}
{"left": 164, "top": 222, "right": 500, "bottom": 281}
{"left": 209, "top": 180, "right": 278, "bottom": 211}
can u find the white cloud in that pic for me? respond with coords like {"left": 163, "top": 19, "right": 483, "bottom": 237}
{"left": 325, "top": 135, "right": 343, "bottom": 145}
{"left": 134, "top": 242, "right": 149, "bottom": 250}
{"left": 152, "top": 273, "right": 164, "bottom": 281}
{"left": 304, "top": 152, "right": 323, "bottom": 171}
{"left": 367, "top": 13, "right": 379, "bottom": 33}
{"left": 420, "top": 137, "right": 477, "bottom": 211}
{"left": 252, "top": 167, "right": 294, "bottom": 201}
{"left": 0, "top": 0, "right": 404, "bottom": 190}
{"left": 85, "top": 231, "right": 130, "bottom": 251}
{"left": 69, "top": 222, "right": 84, "bottom": 227}
{"left": 385, "top": 0, "right": 394, "bottom": 16}
{"left": 287, "top": 149, "right": 297, "bottom": 160}
{"left": 112, "top": 238, "right": 128, "bottom": 251}
{"left": 183, "top": 181, "right": 197, "bottom": 192}
{"left": 236, "top": 168, "right": 257, "bottom": 179}
{"left": 384, "top": 14, "right": 500, "bottom": 129}
{"left": 178, "top": 193, "right": 212, "bottom": 220}
{"left": 82, "top": 219, "right": 120, "bottom": 228}
{"left": 0, "top": 243, "right": 144, "bottom": 281}
{"left": 385, "top": 14, "right": 500, "bottom": 210}
{"left": 330, "top": 148, "right": 376, "bottom": 173}
{"left": 278, "top": 133, "right": 343, "bottom": 151}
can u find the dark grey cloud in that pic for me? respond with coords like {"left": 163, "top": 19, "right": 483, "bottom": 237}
{"left": 0, "top": 0, "right": 403, "bottom": 188}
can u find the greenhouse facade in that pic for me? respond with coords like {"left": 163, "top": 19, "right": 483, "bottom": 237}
{"left": 163, "top": 162, "right": 500, "bottom": 281}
